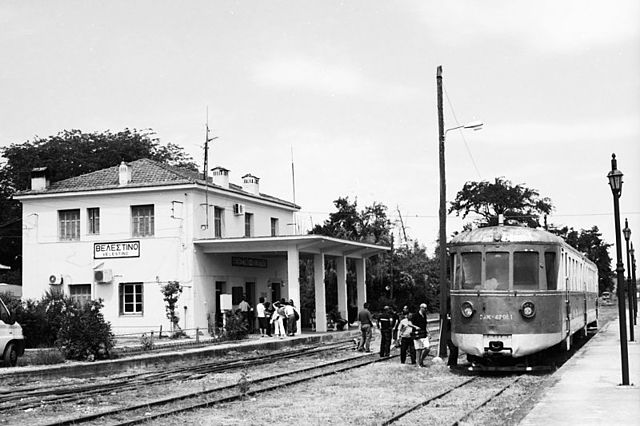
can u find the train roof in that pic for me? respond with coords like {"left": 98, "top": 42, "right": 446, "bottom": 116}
{"left": 449, "top": 225, "right": 565, "bottom": 246}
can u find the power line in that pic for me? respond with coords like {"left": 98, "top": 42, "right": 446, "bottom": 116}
{"left": 443, "top": 84, "right": 482, "bottom": 179}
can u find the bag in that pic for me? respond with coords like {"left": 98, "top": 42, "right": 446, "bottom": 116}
{"left": 277, "top": 306, "right": 285, "bottom": 316}
{"left": 294, "top": 309, "right": 300, "bottom": 321}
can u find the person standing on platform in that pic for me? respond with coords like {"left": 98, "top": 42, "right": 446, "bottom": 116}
{"left": 285, "top": 300, "right": 297, "bottom": 336}
{"left": 238, "top": 296, "right": 252, "bottom": 332}
{"left": 412, "top": 303, "right": 430, "bottom": 367}
{"left": 264, "top": 301, "right": 273, "bottom": 337}
{"left": 256, "top": 297, "right": 267, "bottom": 337}
{"left": 271, "top": 302, "right": 286, "bottom": 338}
{"left": 357, "top": 303, "right": 375, "bottom": 352}
{"left": 377, "top": 306, "right": 395, "bottom": 357}
{"left": 398, "top": 313, "right": 416, "bottom": 364}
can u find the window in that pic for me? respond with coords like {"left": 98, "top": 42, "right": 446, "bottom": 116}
{"left": 514, "top": 251, "right": 539, "bottom": 289}
{"left": 244, "top": 213, "right": 253, "bottom": 237}
{"left": 119, "top": 283, "right": 143, "bottom": 315}
{"left": 270, "top": 218, "right": 279, "bottom": 236}
{"left": 214, "top": 207, "right": 224, "bottom": 238}
{"left": 59, "top": 209, "right": 80, "bottom": 240}
{"left": 545, "top": 252, "right": 557, "bottom": 290}
{"left": 87, "top": 208, "right": 100, "bottom": 235}
{"left": 455, "top": 252, "right": 482, "bottom": 289}
{"left": 485, "top": 252, "right": 509, "bottom": 290}
{"left": 69, "top": 284, "right": 92, "bottom": 307}
{"left": 132, "top": 205, "right": 154, "bottom": 237}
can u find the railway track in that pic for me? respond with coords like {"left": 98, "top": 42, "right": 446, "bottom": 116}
{"left": 44, "top": 350, "right": 385, "bottom": 426}
{"left": 380, "top": 375, "right": 525, "bottom": 425}
{"left": 0, "top": 339, "right": 355, "bottom": 413}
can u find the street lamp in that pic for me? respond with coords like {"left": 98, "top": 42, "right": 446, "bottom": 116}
{"left": 631, "top": 242, "right": 637, "bottom": 325}
{"left": 607, "top": 153, "right": 630, "bottom": 385}
{"left": 623, "top": 219, "right": 634, "bottom": 341}
{"left": 436, "top": 65, "right": 483, "bottom": 358}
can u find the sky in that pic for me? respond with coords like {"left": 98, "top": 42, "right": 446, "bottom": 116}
{"left": 1, "top": 1, "right": 639, "bottom": 256}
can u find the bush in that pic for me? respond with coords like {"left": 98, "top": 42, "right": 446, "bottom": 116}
{"left": 223, "top": 311, "right": 248, "bottom": 341}
{"left": 56, "top": 299, "right": 115, "bottom": 361}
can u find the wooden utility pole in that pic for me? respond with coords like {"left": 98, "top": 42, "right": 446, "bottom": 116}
{"left": 437, "top": 65, "right": 448, "bottom": 359}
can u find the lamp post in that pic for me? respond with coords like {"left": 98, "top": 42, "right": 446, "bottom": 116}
{"left": 622, "top": 219, "right": 634, "bottom": 341}
{"left": 631, "top": 242, "right": 637, "bottom": 325}
{"left": 607, "top": 153, "right": 630, "bottom": 385}
{"left": 437, "top": 65, "right": 483, "bottom": 358}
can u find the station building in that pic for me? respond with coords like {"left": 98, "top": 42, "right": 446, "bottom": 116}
{"left": 15, "top": 159, "right": 388, "bottom": 336}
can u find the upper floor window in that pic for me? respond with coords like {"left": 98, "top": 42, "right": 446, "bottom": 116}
{"left": 132, "top": 205, "right": 154, "bottom": 237}
{"left": 87, "top": 207, "right": 100, "bottom": 235}
{"left": 270, "top": 218, "right": 279, "bottom": 237}
{"left": 214, "top": 207, "right": 224, "bottom": 238}
{"left": 245, "top": 213, "right": 253, "bottom": 237}
{"left": 59, "top": 209, "right": 80, "bottom": 241}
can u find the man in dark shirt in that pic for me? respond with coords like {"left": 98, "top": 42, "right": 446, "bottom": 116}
{"left": 357, "top": 303, "right": 374, "bottom": 352}
{"left": 412, "top": 303, "right": 430, "bottom": 367}
{"left": 377, "top": 305, "right": 396, "bottom": 357}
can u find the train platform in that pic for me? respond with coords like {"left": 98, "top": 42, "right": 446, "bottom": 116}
{"left": 521, "top": 312, "right": 639, "bottom": 425}
{"left": 0, "top": 328, "right": 361, "bottom": 381}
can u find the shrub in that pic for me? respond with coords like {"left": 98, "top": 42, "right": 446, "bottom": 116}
{"left": 161, "top": 281, "right": 183, "bottom": 336}
{"left": 56, "top": 299, "right": 115, "bottom": 361}
{"left": 223, "top": 311, "right": 248, "bottom": 341}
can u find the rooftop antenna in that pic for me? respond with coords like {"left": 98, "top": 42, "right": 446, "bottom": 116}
{"left": 203, "top": 107, "right": 218, "bottom": 230}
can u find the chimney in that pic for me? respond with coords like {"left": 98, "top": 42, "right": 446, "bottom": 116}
{"left": 242, "top": 174, "right": 260, "bottom": 195}
{"left": 30, "top": 167, "right": 50, "bottom": 191}
{"left": 118, "top": 161, "right": 132, "bottom": 186}
{"left": 211, "top": 166, "right": 230, "bottom": 188}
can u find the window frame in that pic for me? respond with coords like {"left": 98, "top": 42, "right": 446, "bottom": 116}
{"left": 270, "top": 217, "right": 279, "bottom": 237}
{"left": 244, "top": 212, "right": 253, "bottom": 237}
{"left": 58, "top": 209, "right": 80, "bottom": 241}
{"left": 119, "top": 282, "right": 144, "bottom": 315}
{"left": 69, "top": 284, "right": 92, "bottom": 308}
{"left": 87, "top": 207, "right": 100, "bottom": 235}
{"left": 131, "top": 204, "right": 154, "bottom": 237}
{"left": 214, "top": 207, "right": 224, "bottom": 238}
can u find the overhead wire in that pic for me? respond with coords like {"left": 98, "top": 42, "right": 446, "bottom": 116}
{"left": 443, "top": 84, "right": 482, "bottom": 179}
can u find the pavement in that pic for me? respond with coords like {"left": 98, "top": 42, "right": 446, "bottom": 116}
{"left": 521, "top": 310, "right": 640, "bottom": 426}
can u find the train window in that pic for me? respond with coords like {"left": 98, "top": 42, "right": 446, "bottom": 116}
{"left": 485, "top": 252, "right": 509, "bottom": 290}
{"left": 458, "top": 253, "right": 481, "bottom": 289}
{"left": 514, "top": 252, "right": 539, "bottom": 289}
{"left": 545, "top": 252, "right": 557, "bottom": 290}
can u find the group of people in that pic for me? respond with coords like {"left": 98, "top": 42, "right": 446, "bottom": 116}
{"left": 252, "top": 297, "right": 300, "bottom": 338}
{"left": 356, "top": 302, "right": 438, "bottom": 368}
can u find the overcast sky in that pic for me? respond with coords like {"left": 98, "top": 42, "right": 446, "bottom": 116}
{"left": 1, "top": 1, "right": 639, "bottom": 255}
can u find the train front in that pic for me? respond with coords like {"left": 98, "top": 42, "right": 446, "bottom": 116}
{"left": 449, "top": 226, "right": 565, "bottom": 363}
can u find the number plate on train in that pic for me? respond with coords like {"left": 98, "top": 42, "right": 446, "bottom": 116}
{"left": 483, "top": 334, "right": 512, "bottom": 347}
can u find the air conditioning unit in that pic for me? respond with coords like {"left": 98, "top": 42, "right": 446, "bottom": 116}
{"left": 94, "top": 269, "right": 113, "bottom": 283}
{"left": 48, "top": 274, "right": 63, "bottom": 286}
{"left": 233, "top": 203, "right": 245, "bottom": 215}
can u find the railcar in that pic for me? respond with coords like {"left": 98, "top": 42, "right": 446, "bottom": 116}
{"left": 449, "top": 225, "right": 598, "bottom": 368}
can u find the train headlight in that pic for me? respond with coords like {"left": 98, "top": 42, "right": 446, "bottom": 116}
{"left": 461, "top": 301, "right": 475, "bottom": 318}
{"left": 520, "top": 301, "right": 536, "bottom": 319}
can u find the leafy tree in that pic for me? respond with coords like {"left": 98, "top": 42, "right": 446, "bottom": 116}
{"left": 550, "top": 225, "right": 614, "bottom": 293}
{"left": 56, "top": 299, "right": 115, "bottom": 361}
{"left": 449, "top": 177, "right": 554, "bottom": 228}
{"left": 161, "top": 281, "right": 183, "bottom": 335}
{"left": 0, "top": 128, "right": 198, "bottom": 284}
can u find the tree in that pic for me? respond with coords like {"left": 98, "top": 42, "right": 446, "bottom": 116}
{"left": 550, "top": 225, "right": 613, "bottom": 294}
{"left": 161, "top": 281, "right": 183, "bottom": 336}
{"left": 449, "top": 177, "right": 554, "bottom": 228}
{"left": 0, "top": 128, "right": 199, "bottom": 284}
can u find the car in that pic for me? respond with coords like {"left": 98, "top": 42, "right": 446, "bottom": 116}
{"left": 0, "top": 297, "right": 25, "bottom": 367}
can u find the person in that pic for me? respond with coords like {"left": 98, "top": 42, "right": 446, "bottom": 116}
{"left": 271, "top": 302, "right": 286, "bottom": 338}
{"left": 263, "top": 301, "right": 273, "bottom": 337}
{"left": 356, "top": 302, "right": 374, "bottom": 352}
{"left": 280, "top": 298, "right": 288, "bottom": 332}
{"left": 377, "top": 306, "right": 395, "bottom": 357}
{"left": 391, "top": 306, "right": 401, "bottom": 348}
{"left": 412, "top": 303, "right": 430, "bottom": 367}
{"left": 285, "top": 300, "right": 296, "bottom": 336}
{"left": 398, "top": 313, "right": 416, "bottom": 364}
{"left": 238, "top": 296, "right": 252, "bottom": 332}
{"left": 256, "top": 297, "right": 267, "bottom": 337}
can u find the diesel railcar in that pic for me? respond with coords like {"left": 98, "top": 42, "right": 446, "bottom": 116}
{"left": 449, "top": 225, "right": 598, "bottom": 368}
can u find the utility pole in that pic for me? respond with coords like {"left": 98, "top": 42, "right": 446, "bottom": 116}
{"left": 203, "top": 108, "right": 217, "bottom": 231}
{"left": 396, "top": 206, "right": 408, "bottom": 244}
{"left": 437, "top": 65, "right": 448, "bottom": 359}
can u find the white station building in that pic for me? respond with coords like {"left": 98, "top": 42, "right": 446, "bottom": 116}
{"left": 16, "top": 159, "right": 388, "bottom": 336}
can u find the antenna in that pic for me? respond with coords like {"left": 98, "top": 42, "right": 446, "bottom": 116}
{"left": 203, "top": 107, "right": 218, "bottom": 230}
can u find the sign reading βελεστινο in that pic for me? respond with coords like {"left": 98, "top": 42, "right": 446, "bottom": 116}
{"left": 93, "top": 241, "right": 140, "bottom": 259}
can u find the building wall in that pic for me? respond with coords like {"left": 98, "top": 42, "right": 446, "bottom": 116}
{"left": 21, "top": 184, "right": 296, "bottom": 335}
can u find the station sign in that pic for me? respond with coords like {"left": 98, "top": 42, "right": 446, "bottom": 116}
{"left": 93, "top": 241, "right": 140, "bottom": 259}
{"left": 231, "top": 256, "right": 267, "bottom": 268}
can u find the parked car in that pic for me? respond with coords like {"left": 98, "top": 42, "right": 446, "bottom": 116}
{"left": 0, "top": 297, "right": 25, "bottom": 367}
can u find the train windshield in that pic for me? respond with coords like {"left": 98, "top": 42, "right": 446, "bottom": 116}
{"left": 514, "top": 251, "right": 539, "bottom": 289}
{"left": 456, "top": 252, "right": 481, "bottom": 289}
{"left": 485, "top": 252, "right": 509, "bottom": 290}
